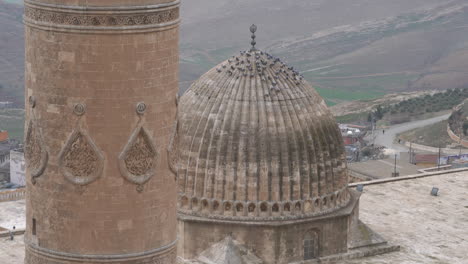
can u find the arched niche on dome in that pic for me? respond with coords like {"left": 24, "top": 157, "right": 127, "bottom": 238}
{"left": 223, "top": 201, "right": 233, "bottom": 216}
{"left": 283, "top": 202, "right": 291, "bottom": 216}
{"left": 180, "top": 196, "right": 189, "bottom": 209}
{"left": 271, "top": 203, "right": 280, "bottom": 216}
{"left": 201, "top": 199, "right": 210, "bottom": 213}
{"left": 259, "top": 202, "right": 269, "bottom": 217}
{"left": 313, "top": 198, "right": 321, "bottom": 213}
{"left": 247, "top": 203, "right": 257, "bottom": 217}
{"left": 322, "top": 197, "right": 328, "bottom": 210}
{"left": 235, "top": 203, "right": 245, "bottom": 216}
{"left": 294, "top": 201, "right": 303, "bottom": 214}
{"left": 212, "top": 200, "right": 221, "bottom": 214}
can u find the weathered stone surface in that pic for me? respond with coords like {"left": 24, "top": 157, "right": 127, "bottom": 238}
{"left": 176, "top": 48, "right": 354, "bottom": 263}
{"left": 195, "top": 236, "right": 263, "bottom": 264}
{"left": 177, "top": 50, "right": 349, "bottom": 221}
{"left": 24, "top": 0, "right": 180, "bottom": 263}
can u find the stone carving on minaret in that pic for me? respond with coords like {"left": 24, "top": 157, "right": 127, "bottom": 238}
{"left": 58, "top": 103, "right": 104, "bottom": 185}
{"left": 24, "top": 96, "right": 49, "bottom": 184}
{"left": 118, "top": 102, "right": 159, "bottom": 191}
{"left": 167, "top": 120, "right": 179, "bottom": 176}
{"left": 23, "top": 0, "right": 180, "bottom": 34}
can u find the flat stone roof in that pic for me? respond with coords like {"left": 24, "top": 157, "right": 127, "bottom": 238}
{"left": 0, "top": 172, "right": 466, "bottom": 264}
{"left": 341, "top": 170, "right": 468, "bottom": 264}
{"left": 0, "top": 234, "right": 24, "bottom": 264}
{"left": 0, "top": 199, "right": 25, "bottom": 230}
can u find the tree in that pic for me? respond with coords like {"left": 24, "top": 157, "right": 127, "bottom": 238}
{"left": 374, "top": 105, "right": 384, "bottom": 120}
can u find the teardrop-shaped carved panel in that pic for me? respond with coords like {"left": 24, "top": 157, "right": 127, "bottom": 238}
{"left": 119, "top": 126, "right": 158, "bottom": 185}
{"left": 58, "top": 129, "right": 104, "bottom": 185}
{"left": 25, "top": 119, "right": 48, "bottom": 179}
{"left": 167, "top": 120, "right": 179, "bottom": 175}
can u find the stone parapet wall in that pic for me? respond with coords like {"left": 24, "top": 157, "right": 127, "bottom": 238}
{"left": 348, "top": 167, "right": 468, "bottom": 187}
{"left": 0, "top": 188, "right": 25, "bottom": 202}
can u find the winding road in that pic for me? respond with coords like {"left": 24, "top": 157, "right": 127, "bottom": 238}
{"left": 372, "top": 113, "right": 451, "bottom": 152}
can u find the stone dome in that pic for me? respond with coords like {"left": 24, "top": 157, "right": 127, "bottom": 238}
{"left": 175, "top": 49, "right": 350, "bottom": 221}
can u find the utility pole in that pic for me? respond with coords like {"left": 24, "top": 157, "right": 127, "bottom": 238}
{"left": 459, "top": 125, "right": 463, "bottom": 156}
{"left": 409, "top": 142, "right": 412, "bottom": 164}
{"left": 438, "top": 143, "right": 441, "bottom": 171}
{"left": 394, "top": 154, "right": 397, "bottom": 176}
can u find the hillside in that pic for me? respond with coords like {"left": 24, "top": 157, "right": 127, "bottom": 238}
{"left": 398, "top": 120, "right": 455, "bottom": 148}
{"left": 0, "top": 0, "right": 23, "bottom": 107}
{"left": 2, "top": 0, "right": 468, "bottom": 106}
{"left": 180, "top": 0, "right": 468, "bottom": 104}
{"left": 448, "top": 99, "right": 468, "bottom": 136}
{"left": 332, "top": 88, "right": 468, "bottom": 125}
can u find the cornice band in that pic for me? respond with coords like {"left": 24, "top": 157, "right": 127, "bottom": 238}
{"left": 24, "top": 0, "right": 180, "bottom": 12}
{"left": 25, "top": 238, "right": 177, "bottom": 262}
{"left": 23, "top": 0, "right": 180, "bottom": 34}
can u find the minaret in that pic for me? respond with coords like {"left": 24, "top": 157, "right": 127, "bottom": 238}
{"left": 23, "top": 0, "right": 180, "bottom": 263}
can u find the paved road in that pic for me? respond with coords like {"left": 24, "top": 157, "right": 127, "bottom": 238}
{"left": 372, "top": 114, "right": 451, "bottom": 152}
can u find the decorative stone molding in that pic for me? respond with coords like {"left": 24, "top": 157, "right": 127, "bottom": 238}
{"left": 73, "top": 103, "right": 86, "bottom": 116}
{"left": 24, "top": 99, "right": 48, "bottom": 184}
{"left": 178, "top": 188, "right": 351, "bottom": 221}
{"left": 58, "top": 128, "right": 104, "bottom": 185}
{"left": 25, "top": 238, "right": 177, "bottom": 263}
{"left": 23, "top": 0, "right": 180, "bottom": 34}
{"left": 136, "top": 102, "right": 147, "bottom": 115}
{"left": 118, "top": 125, "right": 159, "bottom": 186}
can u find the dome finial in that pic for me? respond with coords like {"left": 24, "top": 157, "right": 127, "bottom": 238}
{"left": 250, "top": 24, "right": 257, "bottom": 52}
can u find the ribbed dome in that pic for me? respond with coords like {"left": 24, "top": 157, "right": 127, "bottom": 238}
{"left": 175, "top": 50, "right": 350, "bottom": 220}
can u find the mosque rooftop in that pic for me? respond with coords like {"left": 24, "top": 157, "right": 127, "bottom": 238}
{"left": 1, "top": 171, "right": 467, "bottom": 264}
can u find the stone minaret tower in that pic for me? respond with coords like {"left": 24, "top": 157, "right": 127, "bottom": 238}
{"left": 23, "top": 0, "right": 179, "bottom": 263}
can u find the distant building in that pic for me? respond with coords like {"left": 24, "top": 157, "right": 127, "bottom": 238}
{"left": 0, "top": 101, "right": 13, "bottom": 109}
{"left": 0, "top": 133, "right": 20, "bottom": 184}
{"left": 339, "top": 124, "right": 366, "bottom": 146}
{"left": 0, "top": 161, "right": 9, "bottom": 184}
{"left": 10, "top": 149, "right": 25, "bottom": 187}
{"left": 0, "top": 131, "right": 8, "bottom": 142}
{"left": 0, "top": 138, "right": 11, "bottom": 166}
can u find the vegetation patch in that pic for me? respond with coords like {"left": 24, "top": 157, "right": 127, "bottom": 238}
{"left": 448, "top": 99, "right": 468, "bottom": 136}
{"left": 335, "top": 112, "right": 369, "bottom": 124}
{"left": 369, "top": 88, "right": 468, "bottom": 125}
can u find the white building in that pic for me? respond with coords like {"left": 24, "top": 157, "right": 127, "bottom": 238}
{"left": 9, "top": 149, "right": 25, "bottom": 187}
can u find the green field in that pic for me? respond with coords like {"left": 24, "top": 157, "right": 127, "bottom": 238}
{"left": 306, "top": 72, "right": 417, "bottom": 105}
{"left": 0, "top": 109, "right": 24, "bottom": 142}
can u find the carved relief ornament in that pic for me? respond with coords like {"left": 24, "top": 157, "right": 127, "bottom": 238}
{"left": 24, "top": 96, "right": 49, "bottom": 184}
{"left": 167, "top": 120, "right": 179, "bottom": 175}
{"left": 58, "top": 127, "right": 104, "bottom": 185}
{"left": 58, "top": 103, "right": 104, "bottom": 185}
{"left": 118, "top": 125, "right": 159, "bottom": 186}
{"left": 23, "top": 0, "right": 180, "bottom": 33}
